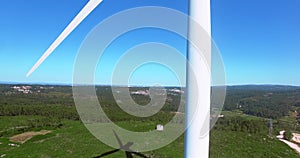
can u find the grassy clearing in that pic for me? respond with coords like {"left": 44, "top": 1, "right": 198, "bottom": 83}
{"left": 0, "top": 116, "right": 183, "bottom": 158}
{"left": 209, "top": 130, "right": 299, "bottom": 158}
{"left": 1, "top": 115, "right": 299, "bottom": 157}
{"left": 0, "top": 117, "right": 124, "bottom": 158}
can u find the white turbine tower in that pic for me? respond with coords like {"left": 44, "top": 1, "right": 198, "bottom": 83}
{"left": 185, "top": 0, "right": 211, "bottom": 158}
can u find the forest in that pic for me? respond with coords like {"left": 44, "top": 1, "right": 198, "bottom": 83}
{"left": 223, "top": 85, "right": 300, "bottom": 119}
{"left": 2, "top": 84, "right": 300, "bottom": 126}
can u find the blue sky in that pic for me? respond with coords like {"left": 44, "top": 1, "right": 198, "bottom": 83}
{"left": 211, "top": 0, "right": 300, "bottom": 86}
{"left": 0, "top": 0, "right": 299, "bottom": 86}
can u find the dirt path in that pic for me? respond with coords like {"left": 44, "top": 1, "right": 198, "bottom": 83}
{"left": 279, "top": 139, "right": 300, "bottom": 155}
{"left": 10, "top": 130, "right": 51, "bottom": 144}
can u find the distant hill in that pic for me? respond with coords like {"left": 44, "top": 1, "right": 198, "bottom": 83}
{"left": 227, "top": 85, "right": 300, "bottom": 91}
{"left": 222, "top": 85, "right": 300, "bottom": 119}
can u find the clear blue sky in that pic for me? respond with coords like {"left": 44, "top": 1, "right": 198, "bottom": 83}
{"left": 0, "top": 0, "right": 299, "bottom": 86}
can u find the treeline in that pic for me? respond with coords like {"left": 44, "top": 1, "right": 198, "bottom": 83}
{"left": 98, "top": 86, "right": 183, "bottom": 113}
{"left": 0, "top": 103, "right": 178, "bottom": 125}
{"left": 213, "top": 112, "right": 300, "bottom": 137}
{"left": 224, "top": 85, "right": 300, "bottom": 119}
{"left": 213, "top": 116, "right": 268, "bottom": 134}
{"left": 0, "top": 93, "right": 74, "bottom": 107}
{"left": 0, "top": 105, "right": 79, "bottom": 120}
{"left": 97, "top": 100, "right": 177, "bottom": 125}
{"left": 239, "top": 99, "right": 292, "bottom": 119}
{"left": 0, "top": 87, "right": 181, "bottom": 125}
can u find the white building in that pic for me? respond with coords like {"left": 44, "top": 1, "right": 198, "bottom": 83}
{"left": 156, "top": 124, "right": 164, "bottom": 131}
{"left": 276, "top": 130, "right": 286, "bottom": 139}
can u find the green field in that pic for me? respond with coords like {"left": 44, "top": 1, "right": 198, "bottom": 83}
{"left": 0, "top": 115, "right": 299, "bottom": 158}
{"left": 210, "top": 130, "right": 299, "bottom": 158}
{"left": 0, "top": 116, "right": 184, "bottom": 158}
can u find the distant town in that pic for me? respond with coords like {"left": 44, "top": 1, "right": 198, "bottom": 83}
{"left": 9, "top": 85, "right": 54, "bottom": 94}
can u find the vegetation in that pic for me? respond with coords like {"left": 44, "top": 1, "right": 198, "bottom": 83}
{"left": 224, "top": 85, "right": 300, "bottom": 119}
{"left": 0, "top": 116, "right": 184, "bottom": 158}
{"left": 210, "top": 130, "right": 299, "bottom": 158}
{"left": 1, "top": 84, "right": 300, "bottom": 157}
{"left": 210, "top": 111, "right": 300, "bottom": 157}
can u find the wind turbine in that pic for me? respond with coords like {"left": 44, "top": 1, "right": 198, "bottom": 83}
{"left": 26, "top": 0, "right": 212, "bottom": 158}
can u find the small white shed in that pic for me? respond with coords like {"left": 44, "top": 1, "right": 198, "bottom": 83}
{"left": 156, "top": 124, "right": 164, "bottom": 131}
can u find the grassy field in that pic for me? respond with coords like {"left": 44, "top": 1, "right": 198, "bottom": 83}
{"left": 0, "top": 115, "right": 299, "bottom": 158}
{"left": 210, "top": 130, "right": 299, "bottom": 158}
{"left": 0, "top": 116, "right": 184, "bottom": 158}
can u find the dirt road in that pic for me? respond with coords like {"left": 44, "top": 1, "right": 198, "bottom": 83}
{"left": 279, "top": 139, "right": 300, "bottom": 155}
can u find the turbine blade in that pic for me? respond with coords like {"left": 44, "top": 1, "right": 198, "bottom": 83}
{"left": 26, "top": 0, "right": 103, "bottom": 77}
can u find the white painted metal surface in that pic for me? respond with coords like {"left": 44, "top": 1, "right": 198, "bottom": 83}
{"left": 27, "top": 0, "right": 103, "bottom": 77}
{"left": 185, "top": 0, "right": 211, "bottom": 158}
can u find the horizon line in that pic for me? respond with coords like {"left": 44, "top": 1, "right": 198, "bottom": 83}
{"left": 1, "top": 81, "right": 300, "bottom": 87}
